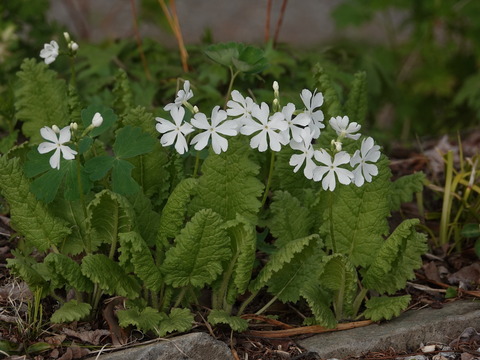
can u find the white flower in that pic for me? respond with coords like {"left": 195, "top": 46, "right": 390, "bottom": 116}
{"left": 92, "top": 112, "right": 103, "bottom": 127}
{"left": 39, "top": 40, "right": 59, "bottom": 65}
{"left": 241, "top": 102, "right": 287, "bottom": 152}
{"left": 329, "top": 115, "right": 361, "bottom": 140}
{"left": 289, "top": 128, "right": 316, "bottom": 179}
{"left": 295, "top": 89, "right": 325, "bottom": 139}
{"left": 155, "top": 107, "right": 194, "bottom": 154}
{"left": 164, "top": 80, "right": 194, "bottom": 111}
{"left": 226, "top": 90, "right": 255, "bottom": 130}
{"left": 313, "top": 149, "right": 353, "bottom": 191}
{"left": 38, "top": 125, "right": 77, "bottom": 170}
{"left": 190, "top": 106, "right": 237, "bottom": 154}
{"left": 280, "top": 102, "right": 309, "bottom": 144}
{"left": 350, "top": 137, "right": 381, "bottom": 186}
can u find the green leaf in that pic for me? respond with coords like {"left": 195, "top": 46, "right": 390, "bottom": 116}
{"left": 29, "top": 165, "right": 65, "bottom": 203}
{"left": 204, "top": 42, "right": 244, "bottom": 68}
{"left": 319, "top": 254, "right": 357, "bottom": 316}
{"left": 190, "top": 137, "right": 264, "bottom": 222}
{"left": 7, "top": 251, "right": 48, "bottom": 290}
{"left": 117, "top": 306, "right": 165, "bottom": 333}
{"left": 112, "top": 68, "right": 134, "bottom": 116}
{"left": 208, "top": 309, "right": 249, "bottom": 332}
{"left": 113, "top": 125, "right": 156, "bottom": 159}
{"left": 313, "top": 64, "right": 343, "bottom": 119}
{"left": 44, "top": 253, "right": 94, "bottom": 292}
{"left": 319, "top": 157, "right": 391, "bottom": 267}
{"left": 0, "top": 156, "right": 70, "bottom": 251}
{"left": 84, "top": 155, "right": 114, "bottom": 181}
{"left": 363, "top": 295, "right": 411, "bottom": 321}
{"left": 118, "top": 231, "right": 163, "bottom": 291}
{"left": 250, "top": 235, "right": 315, "bottom": 293}
{"left": 162, "top": 209, "right": 231, "bottom": 288}
{"left": 301, "top": 284, "right": 336, "bottom": 328}
{"left": 50, "top": 300, "right": 92, "bottom": 323}
{"left": 389, "top": 172, "right": 425, "bottom": 211}
{"left": 362, "top": 219, "right": 427, "bottom": 294}
{"left": 269, "top": 191, "right": 315, "bottom": 247}
{"left": 81, "top": 254, "right": 141, "bottom": 298}
{"left": 157, "top": 308, "right": 194, "bottom": 336}
{"left": 111, "top": 159, "right": 141, "bottom": 195}
{"left": 345, "top": 71, "right": 368, "bottom": 125}
{"left": 158, "top": 177, "right": 198, "bottom": 247}
{"left": 204, "top": 42, "right": 268, "bottom": 74}
{"left": 26, "top": 342, "right": 53, "bottom": 354}
{"left": 462, "top": 223, "right": 480, "bottom": 238}
{"left": 122, "top": 105, "right": 157, "bottom": 137}
{"left": 15, "top": 59, "right": 69, "bottom": 143}
{"left": 266, "top": 236, "right": 324, "bottom": 303}
{"left": 126, "top": 192, "right": 161, "bottom": 247}
{"left": 81, "top": 104, "right": 117, "bottom": 137}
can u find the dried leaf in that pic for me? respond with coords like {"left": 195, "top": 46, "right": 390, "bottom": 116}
{"left": 62, "top": 328, "right": 110, "bottom": 345}
{"left": 57, "top": 345, "right": 90, "bottom": 360}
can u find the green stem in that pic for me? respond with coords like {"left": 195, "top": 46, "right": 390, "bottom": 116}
{"left": 352, "top": 286, "right": 368, "bottom": 318}
{"left": 255, "top": 294, "right": 279, "bottom": 316}
{"left": 440, "top": 151, "right": 454, "bottom": 245}
{"left": 192, "top": 152, "right": 200, "bottom": 178}
{"left": 69, "top": 55, "right": 76, "bottom": 88}
{"left": 329, "top": 190, "right": 336, "bottom": 253}
{"left": 237, "top": 291, "right": 258, "bottom": 316}
{"left": 261, "top": 151, "right": 275, "bottom": 207}
{"left": 214, "top": 253, "right": 238, "bottom": 311}
{"left": 76, "top": 156, "right": 87, "bottom": 218}
{"left": 224, "top": 67, "right": 239, "bottom": 109}
{"left": 173, "top": 287, "right": 188, "bottom": 308}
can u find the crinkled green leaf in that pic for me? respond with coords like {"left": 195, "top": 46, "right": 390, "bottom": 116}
{"left": 15, "top": 59, "right": 69, "bottom": 143}
{"left": 0, "top": 156, "right": 70, "bottom": 251}
{"left": 114, "top": 125, "right": 156, "bottom": 159}
{"left": 117, "top": 306, "right": 165, "bottom": 333}
{"left": 157, "top": 308, "right": 194, "bottom": 336}
{"left": 320, "top": 157, "right": 391, "bottom": 267}
{"left": 7, "top": 250, "right": 48, "bottom": 290}
{"left": 86, "top": 190, "right": 134, "bottom": 252}
{"left": 267, "top": 237, "right": 324, "bottom": 303}
{"left": 363, "top": 295, "right": 411, "bottom": 321}
{"left": 118, "top": 231, "right": 163, "bottom": 291}
{"left": 313, "top": 64, "right": 343, "bottom": 119}
{"left": 44, "top": 253, "right": 93, "bottom": 292}
{"left": 208, "top": 309, "right": 249, "bottom": 332}
{"left": 250, "top": 235, "right": 315, "bottom": 293}
{"left": 81, "top": 254, "right": 140, "bottom": 298}
{"left": 157, "top": 177, "right": 198, "bottom": 247}
{"left": 190, "top": 137, "right": 263, "bottom": 222}
{"left": 319, "top": 254, "right": 357, "bottom": 316}
{"left": 345, "top": 71, "right": 368, "bottom": 124}
{"left": 389, "top": 172, "right": 425, "bottom": 211}
{"left": 162, "top": 209, "right": 231, "bottom": 288}
{"left": 301, "top": 284, "right": 336, "bottom": 328}
{"left": 81, "top": 104, "right": 117, "bottom": 137}
{"left": 126, "top": 192, "right": 161, "bottom": 247}
{"left": 122, "top": 105, "right": 157, "bottom": 137}
{"left": 269, "top": 191, "right": 315, "bottom": 247}
{"left": 50, "top": 300, "right": 92, "bottom": 323}
{"left": 362, "top": 219, "right": 427, "bottom": 294}
{"left": 112, "top": 68, "right": 134, "bottom": 116}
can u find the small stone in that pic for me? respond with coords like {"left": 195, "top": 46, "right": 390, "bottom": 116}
{"left": 421, "top": 344, "right": 436, "bottom": 353}
{"left": 396, "top": 356, "right": 427, "bottom": 360}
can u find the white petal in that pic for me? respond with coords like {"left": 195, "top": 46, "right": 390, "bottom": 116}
{"left": 191, "top": 113, "right": 210, "bottom": 130}
{"left": 40, "top": 126, "right": 58, "bottom": 143}
{"left": 289, "top": 154, "right": 305, "bottom": 172}
{"left": 49, "top": 148, "right": 61, "bottom": 170}
{"left": 211, "top": 133, "right": 228, "bottom": 154}
{"left": 60, "top": 145, "right": 77, "bottom": 160}
{"left": 300, "top": 89, "right": 312, "bottom": 108}
{"left": 335, "top": 168, "right": 353, "bottom": 185}
{"left": 322, "top": 171, "right": 336, "bottom": 191}
{"left": 38, "top": 142, "right": 56, "bottom": 154}
{"left": 191, "top": 131, "right": 210, "bottom": 151}
{"left": 174, "top": 134, "right": 189, "bottom": 154}
{"left": 313, "top": 166, "right": 329, "bottom": 182}
{"left": 311, "top": 91, "right": 324, "bottom": 109}
{"left": 313, "top": 149, "right": 332, "bottom": 166}
{"left": 58, "top": 126, "right": 71, "bottom": 144}
{"left": 156, "top": 120, "right": 175, "bottom": 134}
{"left": 250, "top": 132, "right": 267, "bottom": 152}
{"left": 160, "top": 132, "right": 177, "bottom": 146}
{"left": 333, "top": 151, "right": 351, "bottom": 166}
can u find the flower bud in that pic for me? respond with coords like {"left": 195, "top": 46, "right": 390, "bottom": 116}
{"left": 63, "top": 32, "right": 71, "bottom": 43}
{"left": 70, "top": 122, "right": 78, "bottom": 131}
{"left": 193, "top": 105, "right": 199, "bottom": 114}
{"left": 331, "top": 139, "right": 342, "bottom": 152}
{"left": 52, "top": 125, "right": 60, "bottom": 133}
{"left": 70, "top": 41, "right": 79, "bottom": 52}
{"left": 92, "top": 112, "right": 103, "bottom": 127}
{"left": 273, "top": 81, "right": 279, "bottom": 92}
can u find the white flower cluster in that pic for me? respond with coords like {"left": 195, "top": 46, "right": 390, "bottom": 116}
{"left": 156, "top": 81, "right": 381, "bottom": 191}
{"left": 39, "top": 32, "right": 78, "bottom": 65}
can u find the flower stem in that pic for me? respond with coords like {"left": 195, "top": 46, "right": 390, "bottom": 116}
{"left": 192, "top": 152, "right": 200, "bottom": 178}
{"left": 224, "top": 67, "right": 239, "bottom": 108}
{"left": 261, "top": 151, "right": 276, "bottom": 207}
{"left": 329, "top": 190, "right": 336, "bottom": 253}
{"left": 76, "top": 156, "right": 87, "bottom": 218}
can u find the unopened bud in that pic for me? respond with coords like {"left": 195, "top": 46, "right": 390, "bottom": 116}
{"left": 63, "top": 32, "right": 71, "bottom": 43}
{"left": 70, "top": 41, "right": 79, "bottom": 51}
{"left": 92, "top": 112, "right": 103, "bottom": 127}
{"left": 52, "top": 125, "right": 60, "bottom": 133}
{"left": 193, "top": 106, "right": 199, "bottom": 114}
{"left": 331, "top": 139, "right": 342, "bottom": 152}
{"left": 70, "top": 122, "right": 78, "bottom": 131}
{"left": 273, "top": 81, "right": 279, "bottom": 92}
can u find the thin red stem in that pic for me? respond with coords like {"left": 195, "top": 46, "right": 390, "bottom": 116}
{"left": 273, "top": 0, "right": 288, "bottom": 46}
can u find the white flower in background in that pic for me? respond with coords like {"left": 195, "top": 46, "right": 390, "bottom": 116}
{"left": 226, "top": 90, "right": 256, "bottom": 130}
{"left": 279, "top": 102, "right": 309, "bottom": 144}
{"left": 39, "top": 40, "right": 59, "bottom": 65}
{"left": 350, "top": 137, "right": 381, "bottom": 186}
{"left": 190, "top": 106, "right": 238, "bottom": 154}
{"left": 313, "top": 149, "right": 353, "bottom": 191}
{"left": 155, "top": 106, "right": 194, "bottom": 154}
{"left": 289, "top": 128, "right": 316, "bottom": 179}
{"left": 329, "top": 115, "right": 361, "bottom": 140}
{"left": 296, "top": 89, "right": 325, "bottom": 139}
{"left": 164, "top": 80, "right": 194, "bottom": 111}
{"left": 38, "top": 125, "right": 77, "bottom": 170}
{"left": 241, "top": 102, "right": 287, "bottom": 152}
{"left": 92, "top": 112, "right": 103, "bottom": 127}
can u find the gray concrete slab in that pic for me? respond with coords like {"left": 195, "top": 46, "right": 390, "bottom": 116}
{"left": 87, "top": 332, "right": 234, "bottom": 360}
{"left": 298, "top": 300, "right": 480, "bottom": 359}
